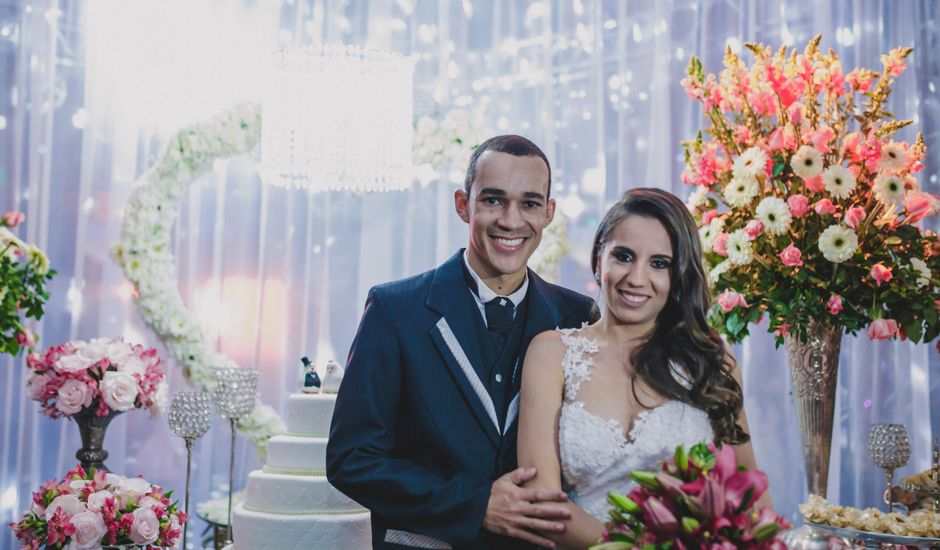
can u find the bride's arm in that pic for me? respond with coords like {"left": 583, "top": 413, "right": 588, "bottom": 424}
{"left": 727, "top": 357, "right": 773, "bottom": 510}
{"left": 518, "top": 331, "right": 605, "bottom": 550}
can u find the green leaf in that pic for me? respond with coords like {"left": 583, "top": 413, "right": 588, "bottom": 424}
{"left": 725, "top": 312, "right": 746, "bottom": 337}
{"left": 772, "top": 161, "right": 785, "bottom": 177}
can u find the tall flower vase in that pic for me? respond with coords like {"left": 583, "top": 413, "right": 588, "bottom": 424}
{"left": 783, "top": 322, "right": 843, "bottom": 549}
{"left": 74, "top": 409, "right": 122, "bottom": 472}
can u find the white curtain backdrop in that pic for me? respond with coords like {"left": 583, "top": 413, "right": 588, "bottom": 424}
{"left": 1, "top": 1, "right": 938, "bottom": 546}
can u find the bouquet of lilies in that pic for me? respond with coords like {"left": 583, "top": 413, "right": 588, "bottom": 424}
{"left": 681, "top": 36, "right": 940, "bottom": 346}
{"left": 8, "top": 465, "right": 186, "bottom": 549}
{"left": 591, "top": 443, "right": 789, "bottom": 550}
{"left": 0, "top": 210, "right": 54, "bottom": 355}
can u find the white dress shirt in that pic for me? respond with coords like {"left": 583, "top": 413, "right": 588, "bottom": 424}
{"left": 463, "top": 249, "right": 528, "bottom": 328}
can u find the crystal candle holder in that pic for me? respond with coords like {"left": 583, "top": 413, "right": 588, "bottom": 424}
{"left": 168, "top": 391, "right": 213, "bottom": 550}
{"left": 868, "top": 423, "right": 911, "bottom": 513}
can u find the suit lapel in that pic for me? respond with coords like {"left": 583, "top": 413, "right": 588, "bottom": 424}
{"left": 426, "top": 252, "right": 501, "bottom": 448}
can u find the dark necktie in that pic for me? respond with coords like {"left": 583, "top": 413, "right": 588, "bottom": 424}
{"left": 485, "top": 297, "right": 514, "bottom": 335}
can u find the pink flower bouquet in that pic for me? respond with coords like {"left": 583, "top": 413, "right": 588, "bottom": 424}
{"left": 681, "top": 36, "right": 940, "bottom": 346}
{"left": 8, "top": 465, "right": 187, "bottom": 549}
{"left": 591, "top": 443, "right": 789, "bottom": 549}
{"left": 25, "top": 338, "right": 168, "bottom": 419}
{"left": 1, "top": 210, "right": 54, "bottom": 355}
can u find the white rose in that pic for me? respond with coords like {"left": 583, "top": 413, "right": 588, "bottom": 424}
{"left": 86, "top": 490, "right": 114, "bottom": 512}
{"left": 55, "top": 353, "right": 94, "bottom": 373}
{"left": 68, "top": 479, "right": 90, "bottom": 492}
{"left": 120, "top": 355, "right": 147, "bottom": 377}
{"left": 105, "top": 340, "right": 134, "bottom": 365}
{"left": 128, "top": 508, "right": 160, "bottom": 545}
{"left": 100, "top": 371, "right": 139, "bottom": 412}
{"left": 104, "top": 473, "right": 126, "bottom": 489}
{"left": 137, "top": 495, "right": 164, "bottom": 513}
{"left": 68, "top": 510, "right": 107, "bottom": 549}
{"left": 56, "top": 379, "right": 93, "bottom": 415}
{"left": 45, "top": 494, "right": 85, "bottom": 520}
{"left": 76, "top": 339, "right": 109, "bottom": 365}
{"left": 119, "top": 476, "right": 152, "bottom": 501}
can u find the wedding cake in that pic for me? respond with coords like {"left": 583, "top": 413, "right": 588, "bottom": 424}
{"left": 231, "top": 361, "right": 371, "bottom": 549}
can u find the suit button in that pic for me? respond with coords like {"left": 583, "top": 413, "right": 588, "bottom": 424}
{"left": 494, "top": 374, "right": 503, "bottom": 383}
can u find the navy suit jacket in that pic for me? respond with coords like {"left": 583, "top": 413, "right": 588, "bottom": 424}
{"left": 327, "top": 250, "right": 596, "bottom": 549}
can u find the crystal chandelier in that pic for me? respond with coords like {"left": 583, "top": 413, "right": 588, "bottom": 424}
{"left": 260, "top": 44, "right": 415, "bottom": 192}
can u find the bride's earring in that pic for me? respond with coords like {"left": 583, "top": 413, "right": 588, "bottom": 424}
{"left": 594, "top": 271, "right": 601, "bottom": 284}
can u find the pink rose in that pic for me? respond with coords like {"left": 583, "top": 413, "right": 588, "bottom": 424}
{"left": 841, "top": 131, "right": 862, "bottom": 159}
{"left": 2, "top": 210, "right": 25, "bottom": 227}
{"left": 767, "top": 128, "right": 786, "bottom": 151}
{"left": 69, "top": 510, "right": 107, "bottom": 550}
{"left": 56, "top": 379, "right": 93, "bottom": 415}
{"left": 813, "top": 199, "right": 836, "bottom": 215}
{"left": 16, "top": 330, "right": 36, "bottom": 348}
{"left": 787, "top": 194, "right": 809, "bottom": 218}
{"left": 827, "top": 295, "right": 843, "bottom": 315}
{"left": 778, "top": 244, "right": 804, "bottom": 267}
{"left": 844, "top": 206, "right": 866, "bottom": 229}
{"left": 905, "top": 194, "right": 932, "bottom": 224}
{"left": 129, "top": 507, "right": 160, "bottom": 545}
{"left": 744, "top": 219, "right": 763, "bottom": 240}
{"left": 701, "top": 209, "right": 719, "bottom": 225}
{"left": 26, "top": 373, "right": 50, "bottom": 400}
{"left": 804, "top": 175, "right": 825, "bottom": 193}
{"left": 717, "top": 290, "right": 748, "bottom": 313}
{"left": 871, "top": 263, "right": 893, "bottom": 286}
{"left": 811, "top": 126, "right": 835, "bottom": 153}
{"left": 713, "top": 233, "right": 729, "bottom": 257}
{"left": 867, "top": 318, "right": 899, "bottom": 340}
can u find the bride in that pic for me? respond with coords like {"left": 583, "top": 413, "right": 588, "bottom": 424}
{"left": 517, "top": 187, "right": 768, "bottom": 549}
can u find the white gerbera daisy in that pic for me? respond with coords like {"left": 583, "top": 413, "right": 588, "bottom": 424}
{"left": 755, "top": 196, "right": 792, "bottom": 236}
{"left": 723, "top": 175, "right": 759, "bottom": 207}
{"left": 685, "top": 186, "right": 709, "bottom": 212}
{"left": 790, "top": 145, "right": 824, "bottom": 179}
{"left": 698, "top": 217, "right": 724, "bottom": 253}
{"left": 822, "top": 165, "right": 857, "bottom": 200}
{"left": 708, "top": 259, "right": 731, "bottom": 285}
{"left": 873, "top": 174, "right": 906, "bottom": 206}
{"left": 879, "top": 141, "right": 908, "bottom": 173}
{"left": 726, "top": 229, "right": 753, "bottom": 266}
{"left": 732, "top": 146, "right": 768, "bottom": 179}
{"left": 910, "top": 257, "right": 931, "bottom": 288}
{"left": 817, "top": 225, "right": 859, "bottom": 263}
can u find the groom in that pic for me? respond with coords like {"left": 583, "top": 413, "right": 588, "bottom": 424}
{"left": 327, "top": 135, "right": 596, "bottom": 549}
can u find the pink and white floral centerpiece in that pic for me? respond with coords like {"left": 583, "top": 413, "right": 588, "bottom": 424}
{"left": 26, "top": 338, "right": 168, "bottom": 419}
{"left": 680, "top": 36, "right": 939, "bottom": 347}
{"left": 8, "top": 464, "right": 187, "bottom": 549}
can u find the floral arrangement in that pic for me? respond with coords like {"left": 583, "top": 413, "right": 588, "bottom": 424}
{"left": 591, "top": 443, "right": 789, "bottom": 549}
{"left": 25, "top": 338, "right": 168, "bottom": 419}
{"left": 8, "top": 464, "right": 187, "bottom": 549}
{"left": 1, "top": 210, "right": 54, "bottom": 355}
{"left": 529, "top": 216, "right": 571, "bottom": 284}
{"left": 680, "top": 36, "right": 940, "bottom": 346}
{"left": 111, "top": 104, "right": 285, "bottom": 454}
{"left": 413, "top": 107, "right": 489, "bottom": 181}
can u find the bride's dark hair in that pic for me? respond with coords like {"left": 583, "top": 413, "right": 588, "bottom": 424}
{"left": 590, "top": 187, "right": 748, "bottom": 445}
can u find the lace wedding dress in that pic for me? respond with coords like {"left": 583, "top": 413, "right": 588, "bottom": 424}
{"left": 557, "top": 326, "right": 715, "bottom": 521}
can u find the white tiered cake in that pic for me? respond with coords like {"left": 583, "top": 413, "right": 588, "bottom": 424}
{"left": 231, "top": 392, "right": 371, "bottom": 549}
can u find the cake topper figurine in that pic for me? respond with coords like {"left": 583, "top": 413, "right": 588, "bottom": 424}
{"left": 300, "top": 356, "right": 321, "bottom": 393}
{"left": 320, "top": 359, "right": 345, "bottom": 393}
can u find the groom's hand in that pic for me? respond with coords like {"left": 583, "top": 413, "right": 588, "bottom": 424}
{"left": 483, "top": 467, "right": 570, "bottom": 548}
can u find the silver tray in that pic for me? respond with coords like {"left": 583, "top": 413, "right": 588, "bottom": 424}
{"left": 808, "top": 522, "right": 940, "bottom": 548}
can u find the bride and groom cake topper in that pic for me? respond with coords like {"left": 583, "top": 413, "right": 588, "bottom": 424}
{"left": 300, "top": 356, "right": 344, "bottom": 394}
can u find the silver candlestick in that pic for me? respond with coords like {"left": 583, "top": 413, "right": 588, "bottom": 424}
{"left": 167, "top": 391, "right": 213, "bottom": 550}
{"left": 867, "top": 423, "right": 911, "bottom": 513}
{"left": 212, "top": 366, "right": 259, "bottom": 546}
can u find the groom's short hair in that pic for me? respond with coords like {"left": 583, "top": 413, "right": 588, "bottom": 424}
{"left": 464, "top": 135, "right": 552, "bottom": 198}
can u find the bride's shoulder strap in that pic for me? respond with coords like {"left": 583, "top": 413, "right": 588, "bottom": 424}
{"left": 556, "top": 322, "right": 598, "bottom": 401}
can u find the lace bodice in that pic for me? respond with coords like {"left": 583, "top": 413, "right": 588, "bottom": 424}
{"left": 557, "top": 326, "right": 714, "bottom": 522}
